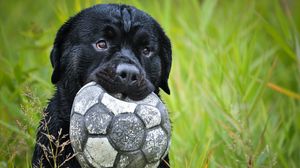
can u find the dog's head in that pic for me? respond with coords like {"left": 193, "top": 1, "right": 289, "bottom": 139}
{"left": 50, "top": 4, "right": 171, "bottom": 100}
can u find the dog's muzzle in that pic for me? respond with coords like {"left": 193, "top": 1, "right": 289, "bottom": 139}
{"left": 87, "top": 62, "right": 154, "bottom": 101}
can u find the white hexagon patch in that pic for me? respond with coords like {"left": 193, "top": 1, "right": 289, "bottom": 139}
{"left": 84, "top": 137, "right": 118, "bottom": 167}
{"left": 142, "top": 128, "right": 168, "bottom": 162}
{"left": 101, "top": 93, "right": 137, "bottom": 115}
{"left": 136, "top": 105, "right": 161, "bottom": 128}
{"left": 73, "top": 84, "right": 103, "bottom": 115}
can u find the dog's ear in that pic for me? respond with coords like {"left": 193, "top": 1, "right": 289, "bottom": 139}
{"left": 50, "top": 20, "right": 73, "bottom": 84}
{"left": 158, "top": 28, "right": 172, "bottom": 95}
{"left": 50, "top": 46, "right": 60, "bottom": 84}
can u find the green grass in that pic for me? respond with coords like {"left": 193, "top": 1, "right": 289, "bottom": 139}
{"left": 1, "top": 0, "right": 300, "bottom": 167}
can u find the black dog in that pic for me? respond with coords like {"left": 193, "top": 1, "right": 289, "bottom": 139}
{"left": 32, "top": 4, "right": 172, "bottom": 168}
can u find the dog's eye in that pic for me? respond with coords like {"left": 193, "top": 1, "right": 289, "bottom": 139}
{"left": 96, "top": 40, "right": 107, "bottom": 50}
{"left": 142, "top": 47, "right": 151, "bottom": 57}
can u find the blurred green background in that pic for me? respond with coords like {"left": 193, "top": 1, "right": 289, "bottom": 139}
{"left": 1, "top": 0, "right": 300, "bottom": 167}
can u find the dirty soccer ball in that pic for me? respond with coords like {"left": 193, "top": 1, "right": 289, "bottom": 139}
{"left": 70, "top": 82, "right": 171, "bottom": 168}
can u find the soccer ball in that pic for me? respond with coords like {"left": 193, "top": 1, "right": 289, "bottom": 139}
{"left": 70, "top": 82, "right": 171, "bottom": 168}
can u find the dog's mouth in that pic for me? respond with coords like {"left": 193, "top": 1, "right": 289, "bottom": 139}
{"left": 86, "top": 65, "right": 155, "bottom": 101}
{"left": 110, "top": 93, "right": 127, "bottom": 100}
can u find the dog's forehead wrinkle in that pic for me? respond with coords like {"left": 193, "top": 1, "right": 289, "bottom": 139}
{"left": 121, "top": 7, "right": 132, "bottom": 33}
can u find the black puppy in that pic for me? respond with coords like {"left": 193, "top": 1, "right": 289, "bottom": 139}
{"left": 32, "top": 4, "right": 172, "bottom": 168}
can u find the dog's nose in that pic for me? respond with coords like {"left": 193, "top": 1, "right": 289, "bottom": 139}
{"left": 116, "top": 64, "right": 140, "bottom": 85}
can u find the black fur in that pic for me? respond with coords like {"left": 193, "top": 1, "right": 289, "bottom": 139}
{"left": 32, "top": 4, "right": 172, "bottom": 168}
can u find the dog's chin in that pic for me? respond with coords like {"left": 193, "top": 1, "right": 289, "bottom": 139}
{"left": 85, "top": 73, "right": 155, "bottom": 101}
{"left": 109, "top": 84, "right": 154, "bottom": 101}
